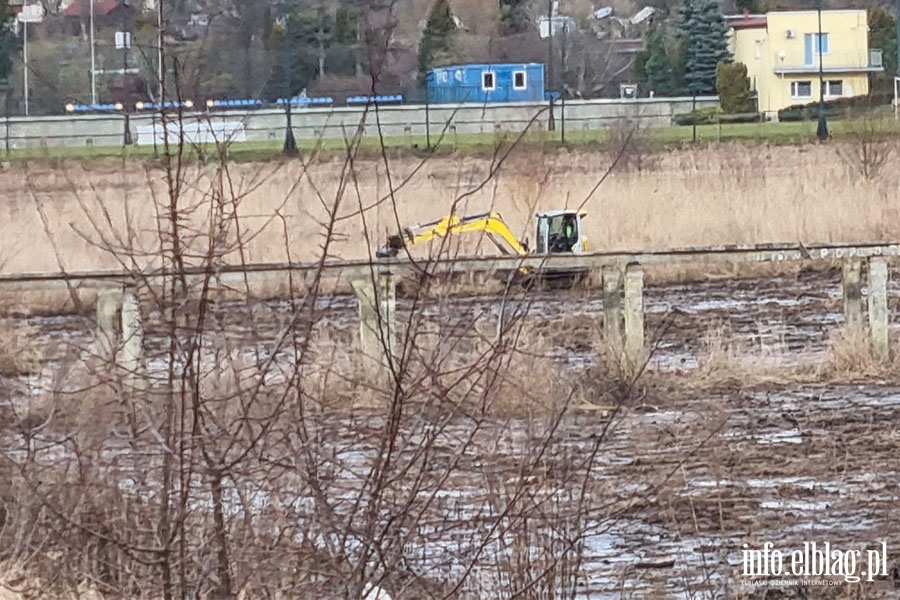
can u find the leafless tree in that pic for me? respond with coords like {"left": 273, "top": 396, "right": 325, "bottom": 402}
{"left": 0, "top": 4, "right": 732, "bottom": 600}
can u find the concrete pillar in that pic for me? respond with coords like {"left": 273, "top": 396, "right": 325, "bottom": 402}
{"left": 378, "top": 273, "right": 398, "bottom": 362}
{"left": 624, "top": 264, "right": 644, "bottom": 371}
{"left": 350, "top": 274, "right": 397, "bottom": 373}
{"left": 96, "top": 289, "right": 121, "bottom": 363}
{"left": 842, "top": 257, "right": 864, "bottom": 333}
{"left": 120, "top": 288, "right": 145, "bottom": 387}
{"left": 602, "top": 266, "right": 623, "bottom": 347}
{"left": 867, "top": 258, "right": 889, "bottom": 361}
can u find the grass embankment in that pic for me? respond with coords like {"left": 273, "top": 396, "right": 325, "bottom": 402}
{"left": 4, "top": 115, "right": 900, "bottom": 164}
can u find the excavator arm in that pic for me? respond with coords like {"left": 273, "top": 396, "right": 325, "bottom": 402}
{"left": 376, "top": 211, "right": 529, "bottom": 258}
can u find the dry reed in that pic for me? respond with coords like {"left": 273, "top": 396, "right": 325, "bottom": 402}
{"left": 2, "top": 143, "right": 899, "bottom": 275}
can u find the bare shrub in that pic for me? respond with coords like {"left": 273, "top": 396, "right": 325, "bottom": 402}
{"left": 0, "top": 320, "right": 40, "bottom": 377}
{"left": 837, "top": 117, "right": 897, "bottom": 181}
{"left": 692, "top": 324, "right": 804, "bottom": 389}
{"left": 604, "top": 119, "right": 661, "bottom": 174}
{"left": 817, "top": 329, "right": 900, "bottom": 380}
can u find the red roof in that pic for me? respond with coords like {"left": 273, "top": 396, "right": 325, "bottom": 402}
{"left": 725, "top": 14, "right": 768, "bottom": 30}
{"left": 61, "top": 0, "right": 126, "bottom": 17}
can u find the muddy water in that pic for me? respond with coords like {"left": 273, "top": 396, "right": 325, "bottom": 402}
{"left": 4, "top": 272, "right": 900, "bottom": 598}
{"left": 13, "top": 271, "right": 859, "bottom": 375}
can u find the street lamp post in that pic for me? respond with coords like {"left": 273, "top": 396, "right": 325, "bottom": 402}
{"left": 90, "top": 0, "right": 96, "bottom": 105}
{"left": 119, "top": 29, "right": 133, "bottom": 145}
{"left": 282, "top": 6, "right": 298, "bottom": 156}
{"left": 896, "top": 0, "right": 900, "bottom": 119}
{"left": 19, "top": 3, "right": 43, "bottom": 116}
{"left": 22, "top": 17, "right": 28, "bottom": 115}
{"left": 816, "top": 0, "right": 828, "bottom": 141}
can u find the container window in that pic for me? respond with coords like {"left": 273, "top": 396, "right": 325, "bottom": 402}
{"left": 513, "top": 71, "right": 527, "bottom": 90}
{"left": 482, "top": 71, "right": 496, "bottom": 91}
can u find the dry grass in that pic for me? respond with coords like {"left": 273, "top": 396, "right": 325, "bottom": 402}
{"left": 2, "top": 143, "right": 899, "bottom": 277}
{"left": 816, "top": 329, "right": 900, "bottom": 382}
{"left": 689, "top": 324, "right": 810, "bottom": 390}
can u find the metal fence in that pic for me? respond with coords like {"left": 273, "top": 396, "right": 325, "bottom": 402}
{"left": 0, "top": 96, "right": 720, "bottom": 151}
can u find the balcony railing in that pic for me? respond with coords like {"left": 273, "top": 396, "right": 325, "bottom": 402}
{"left": 773, "top": 49, "right": 884, "bottom": 74}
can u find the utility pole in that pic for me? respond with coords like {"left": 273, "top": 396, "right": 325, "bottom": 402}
{"left": 90, "top": 0, "right": 96, "bottom": 105}
{"left": 158, "top": 0, "right": 164, "bottom": 103}
{"left": 22, "top": 18, "right": 28, "bottom": 115}
{"left": 816, "top": 0, "right": 828, "bottom": 141}
{"left": 546, "top": 0, "right": 553, "bottom": 91}
{"left": 896, "top": 0, "right": 900, "bottom": 119}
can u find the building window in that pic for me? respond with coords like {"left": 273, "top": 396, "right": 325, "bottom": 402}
{"left": 513, "top": 71, "right": 527, "bottom": 90}
{"left": 482, "top": 71, "right": 496, "bottom": 91}
{"left": 791, "top": 81, "right": 812, "bottom": 98}
{"left": 822, "top": 79, "right": 843, "bottom": 97}
{"left": 806, "top": 32, "right": 829, "bottom": 54}
{"left": 803, "top": 32, "right": 829, "bottom": 65}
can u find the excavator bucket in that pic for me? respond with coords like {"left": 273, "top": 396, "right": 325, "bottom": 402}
{"left": 376, "top": 234, "right": 405, "bottom": 259}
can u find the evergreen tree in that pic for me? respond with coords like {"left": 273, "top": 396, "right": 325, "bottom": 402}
{"left": 0, "top": 0, "right": 13, "bottom": 83}
{"left": 716, "top": 61, "right": 752, "bottom": 113}
{"left": 265, "top": 9, "right": 365, "bottom": 101}
{"left": 499, "top": 0, "right": 530, "bottom": 34}
{"left": 678, "top": 0, "right": 731, "bottom": 95}
{"left": 417, "top": 0, "right": 455, "bottom": 80}
{"left": 634, "top": 30, "right": 684, "bottom": 96}
{"left": 869, "top": 6, "right": 898, "bottom": 81}
{"left": 634, "top": 27, "right": 690, "bottom": 97}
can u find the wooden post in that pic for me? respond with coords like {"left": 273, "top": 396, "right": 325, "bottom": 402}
{"left": 602, "top": 265, "right": 623, "bottom": 348}
{"left": 867, "top": 257, "right": 889, "bottom": 361}
{"left": 624, "top": 264, "right": 645, "bottom": 371}
{"left": 96, "top": 289, "right": 121, "bottom": 363}
{"left": 120, "top": 287, "right": 145, "bottom": 388}
{"left": 350, "top": 273, "right": 397, "bottom": 375}
{"left": 842, "top": 257, "right": 864, "bottom": 333}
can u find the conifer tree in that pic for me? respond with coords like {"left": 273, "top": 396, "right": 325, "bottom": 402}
{"left": 417, "top": 0, "right": 456, "bottom": 80}
{"left": 499, "top": 0, "right": 530, "bottom": 34}
{"left": 678, "top": 0, "right": 731, "bottom": 95}
{"left": 0, "top": 0, "right": 13, "bottom": 83}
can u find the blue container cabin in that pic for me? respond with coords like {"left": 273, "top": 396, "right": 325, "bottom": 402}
{"left": 426, "top": 63, "right": 545, "bottom": 104}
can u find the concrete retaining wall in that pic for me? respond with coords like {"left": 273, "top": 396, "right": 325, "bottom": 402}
{"left": 0, "top": 96, "right": 719, "bottom": 150}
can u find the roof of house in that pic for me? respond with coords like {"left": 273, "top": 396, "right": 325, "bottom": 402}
{"left": 60, "top": 0, "right": 127, "bottom": 17}
{"left": 725, "top": 14, "right": 768, "bottom": 30}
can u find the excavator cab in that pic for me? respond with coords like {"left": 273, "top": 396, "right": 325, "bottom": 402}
{"left": 534, "top": 210, "right": 587, "bottom": 255}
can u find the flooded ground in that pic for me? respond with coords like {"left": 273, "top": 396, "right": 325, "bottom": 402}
{"left": 2, "top": 270, "right": 900, "bottom": 598}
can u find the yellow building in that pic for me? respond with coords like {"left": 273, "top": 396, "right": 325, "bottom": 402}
{"left": 726, "top": 10, "right": 883, "bottom": 118}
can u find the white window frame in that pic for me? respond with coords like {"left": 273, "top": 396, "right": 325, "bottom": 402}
{"left": 822, "top": 79, "right": 843, "bottom": 97}
{"left": 512, "top": 70, "right": 527, "bottom": 90}
{"left": 805, "top": 32, "right": 829, "bottom": 55}
{"left": 482, "top": 71, "right": 496, "bottom": 91}
{"left": 815, "top": 32, "right": 829, "bottom": 55}
{"left": 791, "top": 80, "right": 813, "bottom": 99}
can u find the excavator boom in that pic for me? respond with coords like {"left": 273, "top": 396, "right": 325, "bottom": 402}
{"left": 377, "top": 211, "right": 528, "bottom": 258}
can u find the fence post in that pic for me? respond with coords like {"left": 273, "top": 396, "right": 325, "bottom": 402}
{"left": 868, "top": 257, "right": 889, "bottom": 361}
{"left": 561, "top": 96, "right": 566, "bottom": 144}
{"left": 425, "top": 95, "right": 431, "bottom": 151}
{"left": 548, "top": 96, "right": 556, "bottom": 132}
{"left": 624, "top": 264, "right": 644, "bottom": 372}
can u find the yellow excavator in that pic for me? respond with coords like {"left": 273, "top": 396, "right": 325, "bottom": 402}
{"left": 376, "top": 209, "right": 589, "bottom": 283}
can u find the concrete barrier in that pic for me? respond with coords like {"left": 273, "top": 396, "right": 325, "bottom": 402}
{"left": 0, "top": 96, "right": 719, "bottom": 150}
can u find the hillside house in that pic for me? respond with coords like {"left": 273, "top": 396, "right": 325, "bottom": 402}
{"left": 61, "top": 0, "right": 134, "bottom": 36}
{"left": 727, "top": 9, "right": 883, "bottom": 117}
